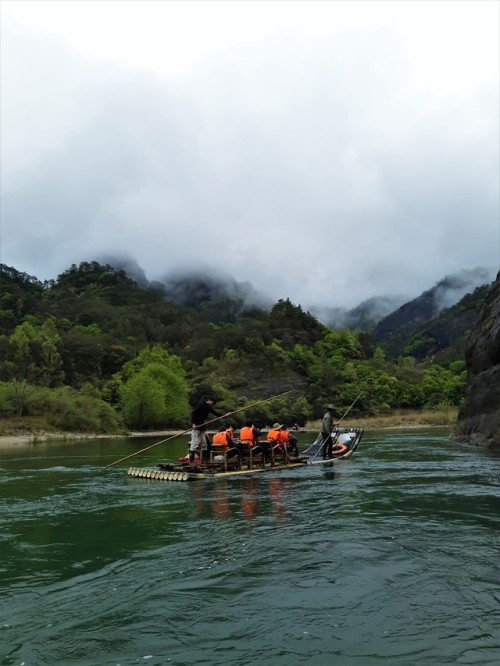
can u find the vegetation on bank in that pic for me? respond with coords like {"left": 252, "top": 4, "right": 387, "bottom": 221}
{"left": 0, "top": 407, "right": 458, "bottom": 441}
{"left": 0, "top": 262, "right": 474, "bottom": 436}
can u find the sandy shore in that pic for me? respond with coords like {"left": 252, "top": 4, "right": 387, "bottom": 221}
{"left": 0, "top": 429, "right": 191, "bottom": 447}
{"left": 0, "top": 422, "right": 454, "bottom": 448}
{"left": 0, "top": 432, "right": 116, "bottom": 447}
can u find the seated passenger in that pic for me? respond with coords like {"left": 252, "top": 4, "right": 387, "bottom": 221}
{"left": 266, "top": 422, "right": 283, "bottom": 447}
{"left": 239, "top": 420, "right": 269, "bottom": 462}
{"left": 279, "top": 424, "right": 299, "bottom": 457}
{"left": 212, "top": 425, "right": 242, "bottom": 457}
{"left": 267, "top": 422, "right": 286, "bottom": 461}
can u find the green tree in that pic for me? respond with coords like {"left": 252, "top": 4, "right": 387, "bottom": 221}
{"left": 290, "top": 396, "right": 311, "bottom": 425}
{"left": 0, "top": 379, "right": 37, "bottom": 417}
{"left": 6, "top": 317, "right": 64, "bottom": 387}
{"left": 120, "top": 369, "right": 168, "bottom": 428}
{"left": 269, "top": 298, "right": 324, "bottom": 346}
{"left": 119, "top": 345, "right": 189, "bottom": 428}
{"left": 38, "top": 318, "right": 65, "bottom": 386}
{"left": 420, "top": 365, "right": 465, "bottom": 407}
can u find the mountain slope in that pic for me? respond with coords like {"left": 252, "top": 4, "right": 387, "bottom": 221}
{"left": 372, "top": 268, "right": 495, "bottom": 359}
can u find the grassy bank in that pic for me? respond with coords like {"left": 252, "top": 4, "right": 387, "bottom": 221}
{"left": 0, "top": 416, "right": 126, "bottom": 441}
{"left": 0, "top": 408, "right": 458, "bottom": 445}
{"left": 307, "top": 407, "right": 458, "bottom": 430}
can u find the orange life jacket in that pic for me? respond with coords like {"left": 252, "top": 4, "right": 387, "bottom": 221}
{"left": 212, "top": 431, "right": 228, "bottom": 447}
{"left": 239, "top": 426, "right": 255, "bottom": 446}
{"left": 266, "top": 428, "right": 282, "bottom": 442}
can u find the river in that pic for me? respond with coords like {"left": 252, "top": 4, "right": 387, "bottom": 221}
{"left": 1, "top": 429, "right": 499, "bottom": 665}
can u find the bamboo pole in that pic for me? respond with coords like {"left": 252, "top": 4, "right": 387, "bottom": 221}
{"left": 106, "top": 388, "right": 297, "bottom": 468}
{"left": 337, "top": 392, "right": 363, "bottom": 426}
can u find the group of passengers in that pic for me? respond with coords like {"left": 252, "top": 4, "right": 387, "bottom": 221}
{"left": 188, "top": 395, "right": 299, "bottom": 465}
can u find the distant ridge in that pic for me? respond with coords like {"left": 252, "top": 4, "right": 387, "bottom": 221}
{"left": 372, "top": 268, "right": 496, "bottom": 359}
{"left": 310, "top": 294, "right": 409, "bottom": 332}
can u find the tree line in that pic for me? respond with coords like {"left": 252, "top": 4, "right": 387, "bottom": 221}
{"left": 0, "top": 262, "right": 468, "bottom": 433}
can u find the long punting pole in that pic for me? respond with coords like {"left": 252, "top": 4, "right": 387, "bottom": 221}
{"left": 106, "top": 389, "right": 297, "bottom": 468}
{"left": 337, "top": 392, "right": 363, "bottom": 426}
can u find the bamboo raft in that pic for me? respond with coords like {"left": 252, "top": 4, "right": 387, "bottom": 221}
{"left": 127, "top": 427, "right": 363, "bottom": 482}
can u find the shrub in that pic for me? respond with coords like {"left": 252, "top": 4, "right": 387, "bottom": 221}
{"left": 26, "top": 386, "right": 122, "bottom": 433}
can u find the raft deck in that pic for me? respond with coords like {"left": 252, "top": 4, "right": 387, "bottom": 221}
{"left": 126, "top": 427, "right": 363, "bottom": 482}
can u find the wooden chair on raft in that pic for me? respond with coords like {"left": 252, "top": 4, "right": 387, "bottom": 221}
{"left": 208, "top": 444, "right": 242, "bottom": 472}
{"left": 267, "top": 439, "right": 288, "bottom": 466}
{"left": 238, "top": 441, "right": 266, "bottom": 470}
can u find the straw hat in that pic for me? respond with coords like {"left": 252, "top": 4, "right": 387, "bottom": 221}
{"left": 272, "top": 422, "right": 283, "bottom": 429}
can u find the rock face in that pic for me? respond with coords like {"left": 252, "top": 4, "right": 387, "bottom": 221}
{"left": 454, "top": 271, "right": 500, "bottom": 450}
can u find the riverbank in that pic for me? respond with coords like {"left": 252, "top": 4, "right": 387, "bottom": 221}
{"left": 0, "top": 408, "right": 458, "bottom": 447}
{"left": 0, "top": 429, "right": 185, "bottom": 447}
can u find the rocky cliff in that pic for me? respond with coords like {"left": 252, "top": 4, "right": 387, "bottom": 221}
{"left": 453, "top": 271, "right": 500, "bottom": 450}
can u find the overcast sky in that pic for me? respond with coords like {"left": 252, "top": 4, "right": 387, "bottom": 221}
{"left": 1, "top": 0, "right": 499, "bottom": 308}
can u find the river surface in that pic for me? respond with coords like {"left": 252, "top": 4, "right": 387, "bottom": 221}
{"left": 1, "top": 429, "right": 499, "bottom": 666}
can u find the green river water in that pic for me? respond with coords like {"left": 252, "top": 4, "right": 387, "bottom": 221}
{"left": 1, "top": 429, "right": 499, "bottom": 666}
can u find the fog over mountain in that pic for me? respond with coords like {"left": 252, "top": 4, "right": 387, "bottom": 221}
{"left": 310, "top": 295, "right": 410, "bottom": 331}
{"left": 2, "top": 2, "right": 498, "bottom": 308}
{"left": 98, "top": 254, "right": 496, "bottom": 329}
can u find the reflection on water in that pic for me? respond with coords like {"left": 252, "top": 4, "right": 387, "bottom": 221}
{"left": 189, "top": 476, "right": 293, "bottom": 521}
{"left": 0, "top": 430, "right": 499, "bottom": 665}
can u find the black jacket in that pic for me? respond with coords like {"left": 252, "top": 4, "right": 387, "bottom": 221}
{"left": 191, "top": 400, "right": 222, "bottom": 429}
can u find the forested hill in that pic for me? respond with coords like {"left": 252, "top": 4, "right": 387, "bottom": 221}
{"left": 0, "top": 261, "right": 490, "bottom": 434}
{"left": 372, "top": 269, "right": 494, "bottom": 358}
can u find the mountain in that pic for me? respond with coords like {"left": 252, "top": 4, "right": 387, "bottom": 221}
{"left": 1, "top": 260, "right": 496, "bottom": 433}
{"left": 106, "top": 263, "right": 495, "bottom": 364}
{"left": 372, "top": 268, "right": 496, "bottom": 359}
{"left": 2, "top": 259, "right": 493, "bottom": 369}
{"left": 82, "top": 257, "right": 495, "bottom": 340}
{"left": 310, "top": 295, "right": 409, "bottom": 332}
{"left": 161, "top": 273, "right": 270, "bottom": 311}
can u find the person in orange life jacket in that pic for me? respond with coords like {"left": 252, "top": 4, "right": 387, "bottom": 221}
{"left": 279, "top": 424, "right": 299, "bottom": 457}
{"left": 239, "top": 420, "right": 270, "bottom": 462}
{"left": 212, "top": 425, "right": 242, "bottom": 457}
{"left": 212, "top": 427, "right": 229, "bottom": 447}
{"left": 266, "top": 423, "right": 284, "bottom": 456}
{"left": 239, "top": 420, "right": 261, "bottom": 446}
{"left": 189, "top": 396, "right": 231, "bottom": 464}
{"left": 266, "top": 422, "right": 283, "bottom": 444}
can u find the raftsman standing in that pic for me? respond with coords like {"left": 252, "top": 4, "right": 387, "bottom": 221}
{"left": 189, "top": 396, "right": 230, "bottom": 464}
{"left": 320, "top": 404, "right": 338, "bottom": 459}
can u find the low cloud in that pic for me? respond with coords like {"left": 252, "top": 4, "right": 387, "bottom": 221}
{"left": 1, "top": 16, "right": 498, "bottom": 311}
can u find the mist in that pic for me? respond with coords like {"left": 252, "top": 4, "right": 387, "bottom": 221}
{"left": 1, "top": 2, "right": 498, "bottom": 309}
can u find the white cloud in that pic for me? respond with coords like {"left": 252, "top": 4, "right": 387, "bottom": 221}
{"left": 1, "top": 1, "right": 498, "bottom": 308}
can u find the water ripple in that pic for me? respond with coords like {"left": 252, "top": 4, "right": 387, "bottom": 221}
{"left": 1, "top": 430, "right": 499, "bottom": 665}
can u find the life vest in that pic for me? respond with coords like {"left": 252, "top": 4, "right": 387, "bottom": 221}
{"left": 266, "top": 428, "right": 281, "bottom": 442}
{"left": 212, "top": 431, "right": 228, "bottom": 447}
{"left": 239, "top": 426, "right": 255, "bottom": 446}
